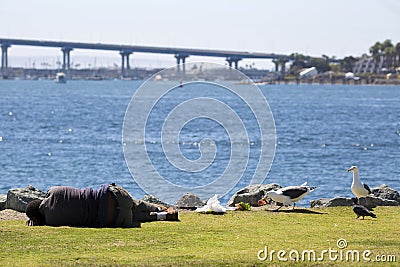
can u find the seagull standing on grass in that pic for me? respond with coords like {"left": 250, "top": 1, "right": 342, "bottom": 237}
{"left": 347, "top": 166, "right": 371, "bottom": 203}
{"left": 264, "top": 182, "right": 317, "bottom": 211}
{"left": 351, "top": 198, "right": 376, "bottom": 219}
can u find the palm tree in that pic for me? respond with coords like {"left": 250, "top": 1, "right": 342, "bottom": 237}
{"left": 369, "top": 41, "right": 382, "bottom": 59}
{"left": 381, "top": 39, "right": 393, "bottom": 49}
{"left": 395, "top": 42, "right": 400, "bottom": 68}
{"left": 384, "top": 46, "right": 397, "bottom": 71}
{"left": 369, "top": 42, "right": 383, "bottom": 72}
{"left": 382, "top": 40, "right": 395, "bottom": 71}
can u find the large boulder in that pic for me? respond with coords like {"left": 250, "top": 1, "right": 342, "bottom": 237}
{"left": 6, "top": 185, "right": 47, "bottom": 212}
{"left": 227, "top": 183, "right": 282, "bottom": 207}
{"left": 174, "top": 193, "right": 204, "bottom": 210}
{"left": 362, "top": 196, "right": 399, "bottom": 207}
{"left": 371, "top": 184, "right": 400, "bottom": 203}
{"left": 0, "top": 194, "right": 7, "bottom": 211}
{"left": 310, "top": 196, "right": 399, "bottom": 209}
{"left": 142, "top": 195, "right": 170, "bottom": 207}
{"left": 310, "top": 197, "right": 352, "bottom": 208}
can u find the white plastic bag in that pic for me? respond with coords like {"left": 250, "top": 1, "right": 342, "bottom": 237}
{"left": 196, "top": 194, "right": 227, "bottom": 213}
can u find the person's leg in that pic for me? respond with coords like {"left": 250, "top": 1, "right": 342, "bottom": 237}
{"left": 131, "top": 199, "right": 179, "bottom": 222}
{"left": 133, "top": 199, "right": 162, "bottom": 212}
{"left": 108, "top": 184, "right": 138, "bottom": 227}
{"left": 131, "top": 199, "right": 159, "bottom": 222}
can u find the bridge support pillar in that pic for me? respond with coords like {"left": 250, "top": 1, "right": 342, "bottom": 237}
{"left": 1, "top": 43, "right": 10, "bottom": 76}
{"left": 120, "top": 50, "right": 133, "bottom": 78}
{"left": 272, "top": 58, "right": 289, "bottom": 78}
{"left": 272, "top": 59, "right": 279, "bottom": 72}
{"left": 61, "top": 47, "right": 73, "bottom": 71}
{"left": 175, "top": 54, "right": 189, "bottom": 76}
{"left": 226, "top": 57, "right": 242, "bottom": 69}
{"left": 280, "top": 60, "right": 288, "bottom": 77}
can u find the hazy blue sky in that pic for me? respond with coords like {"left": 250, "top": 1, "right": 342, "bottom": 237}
{"left": 1, "top": 0, "right": 399, "bottom": 69}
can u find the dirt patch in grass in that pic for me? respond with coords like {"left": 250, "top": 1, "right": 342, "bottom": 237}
{"left": 0, "top": 209, "right": 28, "bottom": 221}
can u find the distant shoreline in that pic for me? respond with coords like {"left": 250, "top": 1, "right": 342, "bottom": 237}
{"left": 258, "top": 78, "right": 400, "bottom": 86}
{"left": 1, "top": 67, "right": 400, "bottom": 86}
{"left": 2, "top": 77, "right": 399, "bottom": 86}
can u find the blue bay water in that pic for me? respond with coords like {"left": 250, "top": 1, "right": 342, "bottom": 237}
{"left": 0, "top": 80, "right": 399, "bottom": 205}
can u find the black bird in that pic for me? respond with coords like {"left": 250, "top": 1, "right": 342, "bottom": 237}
{"left": 351, "top": 198, "right": 376, "bottom": 220}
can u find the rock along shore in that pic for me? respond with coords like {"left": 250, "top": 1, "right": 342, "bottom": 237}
{"left": 1, "top": 184, "right": 399, "bottom": 214}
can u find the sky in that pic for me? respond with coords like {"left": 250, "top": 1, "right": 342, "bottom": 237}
{"left": 1, "top": 0, "right": 400, "bottom": 69}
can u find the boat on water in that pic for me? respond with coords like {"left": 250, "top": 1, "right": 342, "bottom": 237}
{"left": 54, "top": 72, "right": 67, "bottom": 83}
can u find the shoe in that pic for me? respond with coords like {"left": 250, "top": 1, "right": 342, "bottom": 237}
{"left": 166, "top": 211, "right": 179, "bottom": 221}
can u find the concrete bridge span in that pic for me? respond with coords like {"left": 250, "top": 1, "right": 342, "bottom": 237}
{"left": 0, "top": 37, "right": 291, "bottom": 77}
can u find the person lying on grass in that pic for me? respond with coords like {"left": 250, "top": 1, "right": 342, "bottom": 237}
{"left": 25, "top": 183, "right": 178, "bottom": 227}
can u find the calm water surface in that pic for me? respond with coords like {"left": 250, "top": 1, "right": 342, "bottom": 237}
{"left": 0, "top": 80, "right": 399, "bottom": 205}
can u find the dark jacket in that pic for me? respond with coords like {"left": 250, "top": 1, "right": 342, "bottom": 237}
{"left": 39, "top": 185, "right": 109, "bottom": 227}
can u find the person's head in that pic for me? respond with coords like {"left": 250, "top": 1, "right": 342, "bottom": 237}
{"left": 25, "top": 199, "right": 45, "bottom": 226}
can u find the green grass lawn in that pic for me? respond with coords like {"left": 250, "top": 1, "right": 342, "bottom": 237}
{"left": 1, "top": 207, "right": 399, "bottom": 266}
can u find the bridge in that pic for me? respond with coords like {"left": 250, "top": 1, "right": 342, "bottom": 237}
{"left": 0, "top": 37, "right": 291, "bottom": 77}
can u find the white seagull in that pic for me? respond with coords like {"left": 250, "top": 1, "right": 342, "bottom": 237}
{"left": 347, "top": 166, "right": 371, "bottom": 202}
{"left": 264, "top": 182, "right": 317, "bottom": 211}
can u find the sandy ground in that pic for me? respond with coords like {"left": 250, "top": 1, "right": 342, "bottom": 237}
{"left": 0, "top": 209, "right": 28, "bottom": 221}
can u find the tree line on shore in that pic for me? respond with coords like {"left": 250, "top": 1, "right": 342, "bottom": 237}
{"left": 287, "top": 39, "right": 400, "bottom": 75}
